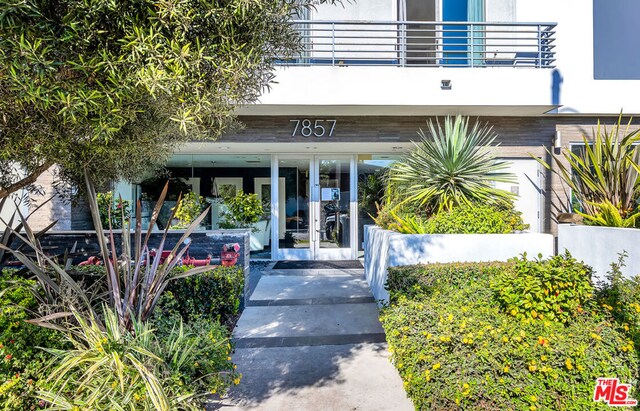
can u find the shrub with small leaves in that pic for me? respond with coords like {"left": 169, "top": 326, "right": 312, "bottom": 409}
{"left": 96, "top": 191, "right": 131, "bottom": 229}
{"left": 491, "top": 252, "right": 594, "bottom": 322}
{"left": 596, "top": 253, "right": 640, "bottom": 350}
{"left": 0, "top": 273, "right": 65, "bottom": 411}
{"left": 382, "top": 202, "right": 529, "bottom": 234}
{"left": 381, "top": 262, "right": 638, "bottom": 410}
{"left": 172, "top": 192, "right": 205, "bottom": 229}
{"left": 158, "top": 265, "right": 244, "bottom": 328}
{"left": 423, "top": 201, "right": 529, "bottom": 234}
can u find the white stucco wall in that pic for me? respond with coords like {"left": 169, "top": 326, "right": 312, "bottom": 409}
{"left": 517, "top": 0, "right": 640, "bottom": 115}
{"left": 243, "top": 0, "right": 640, "bottom": 115}
{"left": 557, "top": 224, "right": 640, "bottom": 282}
{"left": 246, "top": 66, "right": 553, "bottom": 115}
{"left": 364, "top": 225, "right": 554, "bottom": 304}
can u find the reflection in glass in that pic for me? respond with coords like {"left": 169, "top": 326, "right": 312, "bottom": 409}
{"left": 279, "top": 159, "right": 310, "bottom": 249}
{"left": 357, "top": 155, "right": 401, "bottom": 254}
{"left": 319, "top": 159, "right": 351, "bottom": 249}
{"left": 135, "top": 154, "right": 272, "bottom": 258}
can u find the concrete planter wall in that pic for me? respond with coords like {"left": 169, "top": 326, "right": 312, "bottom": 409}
{"left": 558, "top": 224, "right": 640, "bottom": 282}
{"left": 364, "top": 225, "right": 554, "bottom": 304}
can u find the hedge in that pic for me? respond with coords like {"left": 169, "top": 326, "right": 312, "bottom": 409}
{"left": 381, "top": 259, "right": 639, "bottom": 410}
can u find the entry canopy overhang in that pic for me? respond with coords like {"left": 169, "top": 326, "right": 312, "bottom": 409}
{"left": 178, "top": 142, "right": 414, "bottom": 154}
{"left": 235, "top": 104, "right": 560, "bottom": 117}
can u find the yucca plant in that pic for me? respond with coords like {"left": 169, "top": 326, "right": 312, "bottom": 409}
{"left": 390, "top": 115, "right": 516, "bottom": 213}
{"left": 578, "top": 200, "right": 640, "bottom": 228}
{"left": 535, "top": 115, "right": 640, "bottom": 220}
{"left": 39, "top": 306, "right": 203, "bottom": 411}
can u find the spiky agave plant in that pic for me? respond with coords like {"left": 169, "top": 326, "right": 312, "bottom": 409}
{"left": 390, "top": 115, "right": 516, "bottom": 213}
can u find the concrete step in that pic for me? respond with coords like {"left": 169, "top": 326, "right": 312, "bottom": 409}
{"left": 247, "top": 275, "right": 375, "bottom": 306}
{"left": 233, "top": 303, "right": 385, "bottom": 348}
{"left": 263, "top": 268, "right": 364, "bottom": 277}
{"left": 217, "top": 343, "right": 414, "bottom": 411}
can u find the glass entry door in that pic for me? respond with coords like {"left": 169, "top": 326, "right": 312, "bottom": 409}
{"left": 313, "top": 156, "right": 355, "bottom": 260}
{"left": 275, "top": 155, "right": 356, "bottom": 260}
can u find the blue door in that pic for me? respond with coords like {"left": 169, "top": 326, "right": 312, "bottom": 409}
{"left": 442, "top": 0, "right": 469, "bottom": 66}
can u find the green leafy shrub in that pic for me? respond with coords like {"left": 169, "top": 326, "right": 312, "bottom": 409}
{"left": 381, "top": 263, "right": 638, "bottom": 410}
{"left": 159, "top": 265, "right": 244, "bottom": 328}
{"left": 597, "top": 254, "right": 640, "bottom": 348}
{"left": 40, "top": 307, "right": 239, "bottom": 410}
{"left": 381, "top": 296, "right": 637, "bottom": 411}
{"left": 491, "top": 252, "right": 594, "bottom": 323}
{"left": 386, "top": 262, "right": 510, "bottom": 303}
{"left": 382, "top": 202, "right": 528, "bottom": 234}
{"left": 96, "top": 191, "right": 131, "bottom": 229}
{"left": 220, "top": 190, "right": 264, "bottom": 231}
{"left": 172, "top": 192, "right": 205, "bottom": 229}
{"left": 0, "top": 274, "right": 65, "bottom": 411}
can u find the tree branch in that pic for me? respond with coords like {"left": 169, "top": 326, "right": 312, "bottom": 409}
{"left": 0, "top": 161, "right": 54, "bottom": 199}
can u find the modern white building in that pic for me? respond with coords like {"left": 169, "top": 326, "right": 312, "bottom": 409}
{"left": 29, "top": 0, "right": 640, "bottom": 260}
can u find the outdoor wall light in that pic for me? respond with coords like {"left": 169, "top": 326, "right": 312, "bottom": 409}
{"left": 441, "top": 79, "right": 452, "bottom": 90}
{"left": 553, "top": 130, "right": 562, "bottom": 148}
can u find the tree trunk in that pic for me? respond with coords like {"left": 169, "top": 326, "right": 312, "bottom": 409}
{"left": 0, "top": 162, "right": 53, "bottom": 199}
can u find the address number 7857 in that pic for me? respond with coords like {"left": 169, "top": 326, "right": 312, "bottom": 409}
{"left": 290, "top": 119, "right": 337, "bottom": 137}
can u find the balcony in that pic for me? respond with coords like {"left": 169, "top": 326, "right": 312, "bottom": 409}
{"left": 278, "top": 20, "right": 556, "bottom": 68}
{"left": 239, "top": 20, "right": 560, "bottom": 116}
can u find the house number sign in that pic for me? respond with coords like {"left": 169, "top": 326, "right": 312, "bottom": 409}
{"left": 290, "top": 119, "right": 337, "bottom": 137}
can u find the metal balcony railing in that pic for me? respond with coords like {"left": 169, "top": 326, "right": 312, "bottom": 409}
{"left": 278, "top": 20, "right": 557, "bottom": 68}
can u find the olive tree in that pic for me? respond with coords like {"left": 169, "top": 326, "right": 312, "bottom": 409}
{"left": 0, "top": 0, "right": 328, "bottom": 198}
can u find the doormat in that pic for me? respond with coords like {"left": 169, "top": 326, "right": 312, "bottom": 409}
{"left": 272, "top": 260, "right": 363, "bottom": 270}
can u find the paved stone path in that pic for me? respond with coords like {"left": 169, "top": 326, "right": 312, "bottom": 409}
{"left": 214, "top": 265, "right": 413, "bottom": 411}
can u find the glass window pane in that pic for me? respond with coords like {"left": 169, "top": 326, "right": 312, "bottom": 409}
{"left": 319, "top": 159, "right": 351, "bottom": 249}
{"left": 357, "top": 155, "right": 401, "bottom": 253}
{"left": 279, "top": 159, "right": 311, "bottom": 250}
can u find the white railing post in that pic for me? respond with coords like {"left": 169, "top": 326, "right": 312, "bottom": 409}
{"left": 400, "top": 22, "right": 407, "bottom": 67}
{"left": 537, "top": 24, "right": 542, "bottom": 68}
{"left": 470, "top": 24, "right": 475, "bottom": 68}
{"left": 332, "top": 22, "right": 336, "bottom": 66}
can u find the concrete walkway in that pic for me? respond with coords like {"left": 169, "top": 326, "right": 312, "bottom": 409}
{"left": 215, "top": 264, "right": 413, "bottom": 411}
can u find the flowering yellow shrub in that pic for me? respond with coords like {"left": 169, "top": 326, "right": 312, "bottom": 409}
{"left": 381, "top": 263, "right": 638, "bottom": 410}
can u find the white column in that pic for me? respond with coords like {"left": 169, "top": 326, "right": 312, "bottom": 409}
{"left": 350, "top": 155, "right": 358, "bottom": 259}
{"left": 270, "top": 154, "right": 279, "bottom": 261}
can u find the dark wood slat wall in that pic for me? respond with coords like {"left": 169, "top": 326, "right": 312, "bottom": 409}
{"left": 220, "top": 115, "right": 640, "bottom": 235}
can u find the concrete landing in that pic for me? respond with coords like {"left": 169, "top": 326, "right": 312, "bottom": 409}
{"left": 217, "top": 343, "right": 413, "bottom": 411}
{"left": 233, "top": 304, "right": 385, "bottom": 348}
{"left": 216, "top": 264, "right": 413, "bottom": 410}
{"left": 247, "top": 275, "right": 375, "bottom": 306}
{"left": 263, "top": 268, "right": 365, "bottom": 277}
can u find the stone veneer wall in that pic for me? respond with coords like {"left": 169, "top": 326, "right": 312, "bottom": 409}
{"left": 10, "top": 229, "right": 250, "bottom": 271}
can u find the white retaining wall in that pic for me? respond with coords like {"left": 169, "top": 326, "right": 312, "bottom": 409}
{"left": 558, "top": 224, "right": 640, "bottom": 282}
{"left": 364, "top": 225, "right": 554, "bottom": 304}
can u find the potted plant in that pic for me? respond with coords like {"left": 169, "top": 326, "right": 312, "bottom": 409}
{"left": 219, "top": 191, "right": 263, "bottom": 231}
{"left": 96, "top": 191, "right": 131, "bottom": 229}
{"left": 219, "top": 191, "right": 265, "bottom": 251}
{"left": 171, "top": 192, "right": 205, "bottom": 229}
